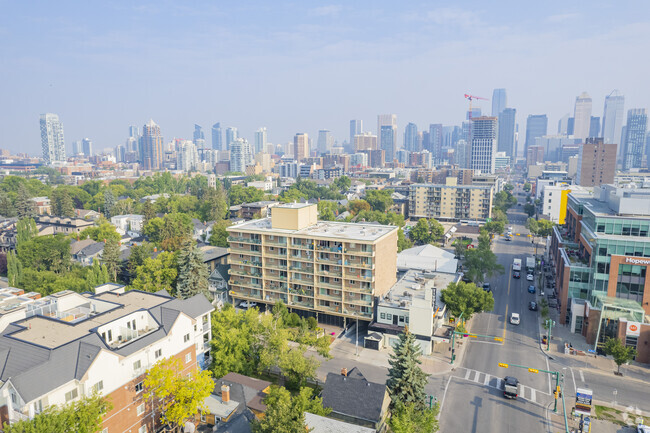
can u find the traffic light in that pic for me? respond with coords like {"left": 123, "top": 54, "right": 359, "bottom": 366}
{"left": 555, "top": 385, "right": 562, "bottom": 399}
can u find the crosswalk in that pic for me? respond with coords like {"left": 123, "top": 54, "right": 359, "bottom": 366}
{"left": 459, "top": 368, "right": 546, "bottom": 403}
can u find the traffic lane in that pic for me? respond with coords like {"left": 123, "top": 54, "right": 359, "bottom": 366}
{"left": 439, "top": 377, "right": 549, "bottom": 433}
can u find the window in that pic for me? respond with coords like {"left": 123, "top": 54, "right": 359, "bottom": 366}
{"left": 65, "top": 388, "right": 79, "bottom": 402}
{"left": 137, "top": 403, "right": 145, "bottom": 416}
{"left": 185, "top": 353, "right": 192, "bottom": 363}
{"left": 138, "top": 426, "right": 147, "bottom": 433}
{"left": 92, "top": 381, "right": 104, "bottom": 392}
{"left": 380, "top": 313, "right": 386, "bottom": 320}
{"left": 184, "top": 333, "right": 190, "bottom": 343}
{"left": 107, "top": 330, "right": 112, "bottom": 342}
{"left": 133, "top": 360, "right": 141, "bottom": 371}
{"left": 135, "top": 382, "right": 144, "bottom": 393}
{"left": 155, "top": 349, "right": 162, "bottom": 359}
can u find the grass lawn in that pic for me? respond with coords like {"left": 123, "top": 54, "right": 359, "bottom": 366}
{"left": 594, "top": 405, "right": 628, "bottom": 427}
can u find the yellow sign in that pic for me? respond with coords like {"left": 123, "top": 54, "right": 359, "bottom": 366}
{"left": 498, "top": 363, "right": 508, "bottom": 368}
{"left": 468, "top": 334, "right": 478, "bottom": 338}
{"left": 528, "top": 368, "right": 539, "bottom": 374}
{"left": 494, "top": 337, "right": 503, "bottom": 342}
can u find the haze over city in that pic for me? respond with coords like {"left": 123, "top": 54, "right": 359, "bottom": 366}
{"left": 2, "top": 0, "right": 650, "bottom": 154}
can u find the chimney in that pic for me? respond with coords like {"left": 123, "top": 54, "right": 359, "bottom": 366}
{"left": 221, "top": 385, "right": 230, "bottom": 403}
{"left": 341, "top": 368, "right": 347, "bottom": 377}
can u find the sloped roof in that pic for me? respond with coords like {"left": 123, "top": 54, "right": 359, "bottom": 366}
{"left": 321, "top": 369, "right": 387, "bottom": 423}
{"left": 396, "top": 244, "right": 457, "bottom": 274}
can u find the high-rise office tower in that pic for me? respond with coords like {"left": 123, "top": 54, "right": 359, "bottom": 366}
{"left": 128, "top": 126, "right": 139, "bottom": 139}
{"left": 212, "top": 123, "right": 223, "bottom": 150}
{"left": 176, "top": 140, "right": 198, "bottom": 172}
{"left": 380, "top": 125, "right": 397, "bottom": 163}
{"left": 567, "top": 117, "right": 575, "bottom": 135}
{"left": 229, "top": 138, "right": 253, "bottom": 173}
{"left": 141, "top": 119, "right": 163, "bottom": 170}
{"left": 497, "top": 108, "right": 517, "bottom": 158}
{"left": 39, "top": 113, "right": 66, "bottom": 164}
{"left": 294, "top": 133, "right": 309, "bottom": 161}
{"left": 72, "top": 140, "right": 82, "bottom": 156}
{"left": 350, "top": 120, "right": 363, "bottom": 148}
{"left": 573, "top": 92, "right": 592, "bottom": 141}
{"left": 377, "top": 114, "right": 397, "bottom": 155}
{"left": 525, "top": 115, "right": 548, "bottom": 154}
{"left": 225, "top": 127, "right": 238, "bottom": 150}
{"left": 589, "top": 117, "right": 601, "bottom": 138}
{"left": 622, "top": 109, "right": 648, "bottom": 170}
{"left": 428, "top": 124, "right": 443, "bottom": 164}
{"left": 193, "top": 124, "right": 205, "bottom": 145}
{"left": 82, "top": 138, "right": 93, "bottom": 156}
{"left": 557, "top": 114, "right": 570, "bottom": 135}
{"left": 576, "top": 138, "right": 617, "bottom": 186}
{"left": 255, "top": 127, "right": 268, "bottom": 154}
{"left": 403, "top": 123, "right": 418, "bottom": 152}
{"left": 354, "top": 133, "right": 377, "bottom": 151}
{"left": 601, "top": 91, "right": 625, "bottom": 146}
{"left": 317, "top": 130, "right": 333, "bottom": 155}
{"left": 470, "top": 116, "right": 498, "bottom": 174}
{"left": 491, "top": 88, "right": 507, "bottom": 117}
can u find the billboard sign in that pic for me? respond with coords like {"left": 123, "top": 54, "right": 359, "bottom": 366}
{"left": 575, "top": 388, "right": 593, "bottom": 415}
{"left": 626, "top": 321, "right": 641, "bottom": 337}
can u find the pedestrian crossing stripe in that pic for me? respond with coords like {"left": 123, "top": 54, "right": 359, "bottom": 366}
{"left": 458, "top": 369, "right": 546, "bottom": 404}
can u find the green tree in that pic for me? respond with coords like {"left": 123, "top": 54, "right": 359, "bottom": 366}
{"left": 176, "top": 238, "right": 209, "bottom": 299}
{"left": 365, "top": 189, "right": 393, "bottom": 212}
{"left": 483, "top": 220, "right": 505, "bottom": 236}
{"left": 252, "top": 386, "right": 330, "bottom": 433}
{"left": 79, "top": 222, "right": 121, "bottom": 243}
{"left": 409, "top": 218, "right": 432, "bottom": 244}
{"left": 526, "top": 218, "right": 555, "bottom": 238}
{"left": 440, "top": 281, "right": 495, "bottom": 320}
{"left": 51, "top": 189, "right": 75, "bottom": 217}
{"left": 229, "top": 184, "right": 265, "bottom": 206}
{"left": 348, "top": 199, "right": 371, "bottom": 215}
{"left": 198, "top": 185, "right": 228, "bottom": 221}
{"left": 15, "top": 184, "right": 35, "bottom": 218}
{"left": 208, "top": 220, "right": 231, "bottom": 247}
{"left": 17, "top": 234, "right": 71, "bottom": 273}
{"left": 317, "top": 201, "right": 338, "bottom": 221}
{"left": 428, "top": 218, "right": 444, "bottom": 241}
{"left": 142, "top": 200, "right": 155, "bottom": 227}
{"left": 493, "top": 191, "right": 517, "bottom": 213}
{"left": 387, "top": 327, "right": 429, "bottom": 410}
{"left": 210, "top": 304, "right": 262, "bottom": 378}
{"left": 2, "top": 394, "right": 111, "bottom": 433}
{"left": 101, "top": 238, "right": 121, "bottom": 282}
{"left": 127, "top": 242, "right": 154, "bottom": 275}
{"left": 7, "top": 250, "right": 23, "bottom": 286}
{"left": 524, "top": 203, "right": 536, "bottom": 217}
{"left": 129, "top": 252, "right": 178, "bottom": 293}
{"left": 16, "top": 217, "right": 38, "bottom": 246}
{"left": 523, "top": 182, "right": 531, "bottom": 192}
{"left": 503, "top": 183, "right": 514, "bottom": 193}
{"left": 333, "top": 175, "right": 351, "bottom": 192}
{"left": 389, "top": 401, "right": 439, "bottom": 433}
{"left": 143, "top": 357, "right": 213, "bottom": 430}
{"left": 0, "top": 192, "right": 17, "bottom": 217}
{"left": 143, "top": 213, "right": 192, "bottom": 251}
{"left": 103, "top": 189, "right": 116, "bottom": 218}
{"left": 603, "top": 337, "right": 637, "bottom": 374}
{"left": 397, "top": 228, "right": 413, "bottom": 252}
{"left": 278, "top": 346, "right": 319, "bottom": 390}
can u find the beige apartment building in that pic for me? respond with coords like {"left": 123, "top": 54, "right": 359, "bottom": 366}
{"left": 226, "top": 203, "right": 398, "bottom": 326}
{"left": 409, "top": 177, "right": 493, "bottom": 221}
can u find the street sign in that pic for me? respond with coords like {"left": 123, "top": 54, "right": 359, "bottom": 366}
{"left": 498, "top": 363, "right": 509, "bottom": 368}
{"left": 575, "top": 388, "right": 593, "bottom": 415}
{"left": 494, "top": 337, "right": 503, "bottom": 342}
{"left": 528, "top": 368, "right": 539, "bottom": 374}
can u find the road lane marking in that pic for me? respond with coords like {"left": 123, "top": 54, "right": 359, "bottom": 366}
{"left": 530, "top": 387, "right": 536, "bottom": 402}
{"left": 496, "top": 378, "right": 503, "bottom": 390}
{"left": 439, "top": 376, "right": 452, "bottom": 414}
{"left": 570, "top": 368, "right": 577, "bottom": 395}
{"left": 465, "top": 369, "right": 471, "bottom": 380}
{"left": 483, "top": 374, "right": 491, "bottom": 386}
{"left": 579, "top": 370, "right": 585, "bottom": 382}
{"left": 503, "top": 264, "right": 512, "bottom": 341}
{"left": 546, "top": 357, "right": 551, "bottom": 395}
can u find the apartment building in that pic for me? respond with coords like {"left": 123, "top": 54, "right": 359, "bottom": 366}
{"left": 408, "top": 177, "right": 493, "bottom": 222}
{"left": 0, "top": 285, "right": 213, "bottom": 432}
{"left": 226, "top": 203, "right": 398, "bottom": 326}
{"left": 549, "top": 185, "right": 650, "bottom": 362}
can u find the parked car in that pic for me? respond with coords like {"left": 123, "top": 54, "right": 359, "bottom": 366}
{"left": 510, "top": 312, "right": 520, "bottom": 325}
{"left": 526, "top": 273, "right": 534, "bottom": 281}
{"left": 483, "top": 282, "right": 491, "bottom": 292}
{"left": 528, "top": 285, "right": 536, "bottom": 294}
{"left": 239, "top": 301, "right": 258, "bottom": 309}
{"left": 637, "top": 424, "right": 650, "bottom": 433}
{"left": 529, "top": 301, "right": 538, "bottom": 311}
{"left": 513, "top": 271, "right": 521, "bottom": 279}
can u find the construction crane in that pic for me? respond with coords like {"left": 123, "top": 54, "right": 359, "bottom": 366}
{"left": 464, "top": 93, "right": 489, "bottom": 121}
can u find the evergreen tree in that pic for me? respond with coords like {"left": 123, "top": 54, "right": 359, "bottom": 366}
{"left": 15, "top": 184, "right": 35, "bottom": 218}
{"left": 60, "top": 190, "right": 75, "bottom": 217}
{"left": 7, "top": 251, "right": 23, "bottom": 287}
{"left": 16, "top": 218, "right": 38, "bottom": 246}
{"left": 0, "top": 192, "right": 16, "bottom": 217}
{"left": 142, "top": 200, "right": 155, "bottom": 227}
{"left": 176, "top": 238, "right": 209, "bottom": 299}
{"left": 103, "top": 189, "right": 116, "bottom": 218}
{"left": 100, "top": 238, "right": 121, "bottom": 282}
{"left": 387, "top": 327, "right": 429, "bottom": 410}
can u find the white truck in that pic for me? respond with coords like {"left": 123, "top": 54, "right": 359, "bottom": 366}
{"left": 526, "top": 256, "right": 535, "bottom": 273}
{"left": 513, "top": 258, "right": 522, "bottom": 272}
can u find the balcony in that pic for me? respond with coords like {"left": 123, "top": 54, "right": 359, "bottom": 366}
{"left": 230, "top": 258, "right": 262, "bottom": 267}
{"left": 228, "top": 236, "right": 261, "bottom": 245}
{"left": 230, "top": 268, "right": 262, "bottom": 278}
{"left": 318, "top": 292, "right": 343, "bottom": 302}
{"left": 290, "top": 265, "right": 314, "bottom": 273}
{"left": 264, "top": 250, "right": 287, "bottom": 259}
{"left": 318, "top": 304, "right": 342, "bottom": 314}
{"left": 265, "top": 273, "right": 288, "bottom": 282}
{"left": 264, "top": 261, "right": 287, "bottom": 271}
{"left": 317, "top": 269, "right": 343, "bottom": 278}
{"left": 290, "top": 254, "right": 314, "bottom": 263}
{"left": 290, "top": 243, "right": 314, "bottom": 251}
{"left": 345, "top": 284, "right": 373, "bottom": 294}
{"left": 230, "top": 288, "right": 262, "bottom": 300}
{"left": 289, "top": 299, "right": 314, "bottom": 309}
{"left": 289, "top": 287, "right": 314, "bottom": 297}
{"left": 316, "top": 256, "right": 341, "bottom": 265}
{"left": 346, "top": 273, "right": 373, "bottom": 282}
{"left": 343, "top": 307, "right": 373, "bottom": 319}
{"left": 346, "top": 248, "right": 374, "bottom": 257}
{"left": 344, "top": 297, "right": 372, "bottom": 306}
{"left": 344, "top": 260, "right": 374, "bottom": 270}
{"left": 317, "top": 280, "right": 343, "bottom": 290}
{"left": 265, "top": 293, "right": 288, "bottom": 303}
{"left": 229, "top": 280, "right": 262, "bottom": 290}
{"left": 316, "top": 244, "right": 343, "bottom": 254}
{"left": 264, "top": 238, "right": 287, "bottom": 247}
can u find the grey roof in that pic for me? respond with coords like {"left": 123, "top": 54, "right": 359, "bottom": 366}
{"left": 209, "top": 264, "right": 229, "bottom": 282}
{"left": 0, "top": 290, "right": 214, "bottom": 404}
{"left": 70, "top": 238, "right": 95, "bottom": 255}
{"left": 201, "top": 247, "right": 229, "bottom": 263}
{"left": 76, "top": 241, "right": 105, "bottom": 258}
{"left": 321, "top": 368, "right": 387, "bottom": 423}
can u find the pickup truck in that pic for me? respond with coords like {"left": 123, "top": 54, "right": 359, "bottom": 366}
{"left": 503, "top": 376, "right": 519, "bottom": 399}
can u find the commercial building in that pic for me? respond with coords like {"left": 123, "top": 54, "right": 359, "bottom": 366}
{"left": 470, "top": 116, "right": 498, "bottom": 174}
{"left": 229, "top": 138, "right": 254, "bottom": 173}
{"left": 526, "top": 145, "right": 545, "bottom": 168}
{"left": 541, "top": 184, "right": 591, "bottom": 224}
{"left": 576, "top": 138, "right": 617, "bottom": 187}
{"left": 226, "top": 203, "right": 398, "bottom": 326}
{"left": 497, "top": 108, "right": 516, "bottom": 158}
{"left": 549, "top": 185, "right": 650, "bottom": 362}
{"left": 254, "top": 127, "right": 267, "bottom": 154}
{"left": 601, "top": 91, "right": 625, "bottom": 146}
{"left": 354, "top": 133, "right": 377, "bottom": 152}
{"left": 380, "top": 125, "right": 397, "bottom": 163}
{"left": 525, "top": 115, "right": 548, "bottom": 155}
{"left": 212, "top": 122, "right": 223, "bottom": 150}
{"left": 409, "top": 177, "right": 493, "bottom": 222}
{"left": 573, "top": 92, "right": 593, "bottom": 141}
{"left": 39, "top": 113, "right": 66, "bottom": 164}
{"left": 293, "top": 133, "right": 309, "bottom": 162}
{"left": 349, "top": 120, "right": 363, "bottom": 149}
{"left": 491, "top": 88, "right": 507, "bottom": 117}
{"left": 141, "top": 119, "right": 163, "bottom": 170}
{"left": 0, "top": 285, "right": 213, "bottom": 431}
{"left": 622, "top": 109, "right": 648, "bottom": 170}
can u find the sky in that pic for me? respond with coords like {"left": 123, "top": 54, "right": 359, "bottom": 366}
{"left": 1, "top": 0, "right": 650, "bottom": 156}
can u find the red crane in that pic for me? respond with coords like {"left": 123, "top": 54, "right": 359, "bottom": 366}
{"left": 464, "top": 93, "right": 489, "bottom": 121}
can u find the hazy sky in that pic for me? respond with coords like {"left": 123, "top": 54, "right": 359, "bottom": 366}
{"left": 1, "top": 0, "right": 649, "bottom": 155}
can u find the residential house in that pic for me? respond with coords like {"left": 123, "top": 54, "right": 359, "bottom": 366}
{"left": 111, "top": 214, "right": 144, "bottom": 237}
{"left": 74, "top": 241, "right": 104, "bottom": 265}
{"left": 30, "top": 197, "right": 51, "bottom": 215}
{"left": 74, "top": 209, "right": 101, "bottom": 220}
{"left": 35, "top": 216, "right": 94, "bottom": 234}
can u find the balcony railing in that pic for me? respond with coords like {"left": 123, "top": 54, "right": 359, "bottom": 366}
{"left": 290, "top": 243, "right": 314, "bottom": 251}
{"left": 230, "top": 258, "right": 262, "bottom": 267}
{"left": 228, "top": 236, "right": 261, "bottom": 244}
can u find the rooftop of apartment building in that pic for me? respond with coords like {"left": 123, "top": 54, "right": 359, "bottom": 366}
{"left": 0, "top": 286, "right": 213, "bottom": 403}
{"left": 378, "top": 269, "right": 455, "bottom": 311}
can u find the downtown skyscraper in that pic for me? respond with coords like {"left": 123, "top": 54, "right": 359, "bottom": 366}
{"left": 429, "top": 124, "right": 443, "bottom": 163}
{"left": 573, "top": 92, "right": 592, "bottom": 141}
{"left": 229, "top": 138, "right": 253, "bottom": 173}
{"left": 254, "top": 127, "right": 267, "bottom": 154}
{"left": 225, "top": 127, "right": 238, "bottom": 150}
{"left": 497, "top": 108, "right": 517, "bottom": 158}
{"left": 403, "top": 123, "right": 418, "bottom": 152}
{"left": 141, "top": 119, "right": 163, "bottom": 170}
{"left": 601, "top": 91, "right": 625, "bottom": 147}
{"left": 470, "top": 116, "right": 498, "bottom": 174}
{"left": 622, "top": 108, "right": 648, "bottom": 170}
{"left": 317, "top": 130, "right": 333, "bottom": 154}
{"left": 294, "top": 133, "right": 309, "bottom": 161}
{"left": 212, "top": 123, "right": 223, "bottom": 150}
{"left": 491, "top": 88, "right": 507, "bottom": 117}
{"left": 525, "top": 115, "right": 548, "bottom": 154}
{"left": 377, "top": 114, "right": 397, "bottom": 161}
{"left": 350, "top": 120, "right": 363, "bottom": 148}
{"left": 39, "top": 113, "right": 66, "bottom": 164}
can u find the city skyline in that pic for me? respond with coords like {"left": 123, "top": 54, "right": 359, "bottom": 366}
{"left": 2, "top": 2, "right": 650, "bottom": 155}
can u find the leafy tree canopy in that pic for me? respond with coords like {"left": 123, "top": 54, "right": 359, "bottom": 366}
{"left": 440, "top": 281, "right": 495, "bottom": 320}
